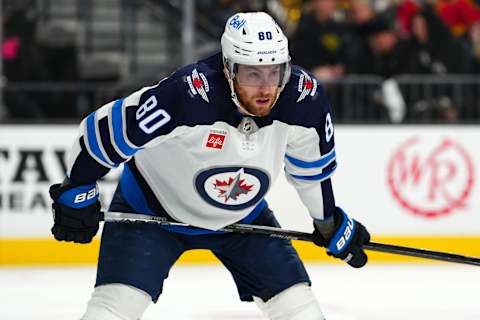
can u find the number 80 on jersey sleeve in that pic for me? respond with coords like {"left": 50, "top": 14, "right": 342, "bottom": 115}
{"left": 136, "top": 96, "right": 171, "bottom": 134}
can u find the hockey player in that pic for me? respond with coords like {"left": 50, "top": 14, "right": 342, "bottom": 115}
{"left": 49, "top": 12, "right": 370, "bottom": 320}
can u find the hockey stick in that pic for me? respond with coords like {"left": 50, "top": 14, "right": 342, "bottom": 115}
{"left": 102, "top": 211, "right": 480, "bottom": 267}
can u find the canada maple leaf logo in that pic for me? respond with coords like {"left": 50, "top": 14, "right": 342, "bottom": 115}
{"left": 213, "top": 169, "right": 254, "bottom": 203}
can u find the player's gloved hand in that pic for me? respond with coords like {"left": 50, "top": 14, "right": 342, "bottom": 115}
{"left": 49, "top": 182, "right": 102, "bottom": 244}
{"left": 312, "top": 207, "right": 370, "bottom": 268}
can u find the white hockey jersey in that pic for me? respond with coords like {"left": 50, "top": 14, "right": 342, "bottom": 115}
{"left": 66, "top": 53, "right": 337, "bottom": 231}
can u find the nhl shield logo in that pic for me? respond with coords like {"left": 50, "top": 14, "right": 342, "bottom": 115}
{"left": 297, "top": 70, "right": 317, "bottom": 102}
{"left": 187, "top": 68, "right": 210, "bottom": 103}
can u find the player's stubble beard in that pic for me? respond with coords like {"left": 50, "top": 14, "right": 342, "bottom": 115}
{"left": 234, "top": 82, "right": 278, "bottom": 117}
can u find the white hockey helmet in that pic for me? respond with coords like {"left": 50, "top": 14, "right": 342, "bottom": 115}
{"left": 221, "top": 12, "right": 291, "bottom": 114}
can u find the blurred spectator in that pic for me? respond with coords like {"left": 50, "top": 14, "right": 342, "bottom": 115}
{"left": 345, "top": 0, "right": 380, "bottom": 74}
{"left": 437, "top": 0, "right": 480, "bottom": 39}
{"left": 401, "top": 4, "right": 471, "bottom": 74}
{"left": 352, "top": 15, "right": 409, "bottom": 77}
{"left": 349, "top": 0, "right": 376, "bottom": 25}
{"left": 395, "top": 0, "right": 421, "bottom": 37}
{"left": 290, "top": 0, "right": 352, "bottom": 80}
{"left": 468, "top": 21, "right": 480, "bottom": 71}
{"left": 344, "top": 9, "right": 408, "bottom": 122}
{"left": 395, "top": 4, "right": 470, "bottom": 122}
{"left": 2, "top": 5, "right": 49, "bottom": 119}
{"left": 266, "top": 0, "right": 304, "bottom": 35}
{"left": 2, "top": 3, "right": 81, "bottom": 120}
{"left": 36, "top": 22, "right": 80, "bottom": 119}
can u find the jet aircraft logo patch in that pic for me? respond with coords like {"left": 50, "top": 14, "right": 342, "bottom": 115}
{"left": 297, "top": 70, "right": 317, "bottom": 102}
{"left": 187, "top": 68, "right": 210, "bottom": 103}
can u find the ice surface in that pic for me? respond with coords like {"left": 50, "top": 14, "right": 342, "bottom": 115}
{"left": 0, "top": 263, "right": 478, "bottom": 320}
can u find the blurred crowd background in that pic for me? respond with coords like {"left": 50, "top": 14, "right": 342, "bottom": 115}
{"left": 2, "top": 0, "right": 480, "bottom": 123}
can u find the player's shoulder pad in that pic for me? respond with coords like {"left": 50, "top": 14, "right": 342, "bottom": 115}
{"left": 170, "top": 53, "right": 225, "bottom": 105}
{"left": 276, "top": 65, "right": 332, "bottom": 128}
{"left": 123, "top": 75, "right": 180, "bottom": 112}
{"left": 122, "top": 54, "right": 220, "bottom": 111}
{"left": 284, "top": 65, "right": 326, "bottom": 105}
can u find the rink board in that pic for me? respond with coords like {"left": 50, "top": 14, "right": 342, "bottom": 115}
{"left": 1, "top": 125, "right": 479, "bottom": 265}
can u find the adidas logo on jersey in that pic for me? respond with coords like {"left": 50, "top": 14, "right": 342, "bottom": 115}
{"left": 187, "top": 68, "right": 210, "bottom": 103}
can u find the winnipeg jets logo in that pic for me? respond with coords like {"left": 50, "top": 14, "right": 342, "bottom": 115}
{"left": 195, "top": 166, "right": 270, "bottom": 210}
{"left": 213, "top": 169, "right": 254, "bottom": 203}
{"left": 187, "top": 68, "right": 210, "bottom": 103}
{"left": 297, "top": 71, "right": 317, "bottom": 102}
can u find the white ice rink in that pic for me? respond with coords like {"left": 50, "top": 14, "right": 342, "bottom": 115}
{"left": 1, "top": 263, "right": 479, "bottom": 320}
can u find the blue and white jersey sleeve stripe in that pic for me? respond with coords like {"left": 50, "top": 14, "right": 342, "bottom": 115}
{"left": 108, "top": 84, "right": 158, "bottom": 158}
{"left": 283, "top": 81, "right": 337, "bottom": 220}
{"left": 82, "top": 102, "right": 120, "bottom": 169}
{"left": 66, "top": 79, "right": 178, "bottom": 184}
{"left": 108, "top": 98, "right": 141, "bottom": 158}
{"left": 284, "top": 147, "right": 337, "bottom": 220}
{"left": 284, "top": 148, "right": 336, "bottom": 182}
{"left": 73, "top": 89, "right": 155, "bottom": 170}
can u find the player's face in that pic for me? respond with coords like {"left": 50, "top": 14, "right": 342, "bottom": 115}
{"left": 234, "top": 64, "right": 281, "bottom": 117}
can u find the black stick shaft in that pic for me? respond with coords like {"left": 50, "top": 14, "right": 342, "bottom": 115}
{"left": 103, "top": 212, "right": 480, "bottom": 267}
{"left": 363, "top": 242, "right": 480, "bottom": 266}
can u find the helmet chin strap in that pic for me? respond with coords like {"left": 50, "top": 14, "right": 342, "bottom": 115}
{"left": 226, "top": 75, "right": 256, "bottom": 116}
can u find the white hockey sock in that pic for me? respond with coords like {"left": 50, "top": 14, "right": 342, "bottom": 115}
{"left": 253, "top": 283, "right": 325, "bottom": 320}
{"left": 81, "top": 283, "right": 151, "bottom": 320}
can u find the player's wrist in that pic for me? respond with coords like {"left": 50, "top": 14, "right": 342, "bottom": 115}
{"left": 50, "top": 182, "right": 99, "bottom": 209}
{"left": 312, "top": 215, "right": 335, "bottom": 245}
